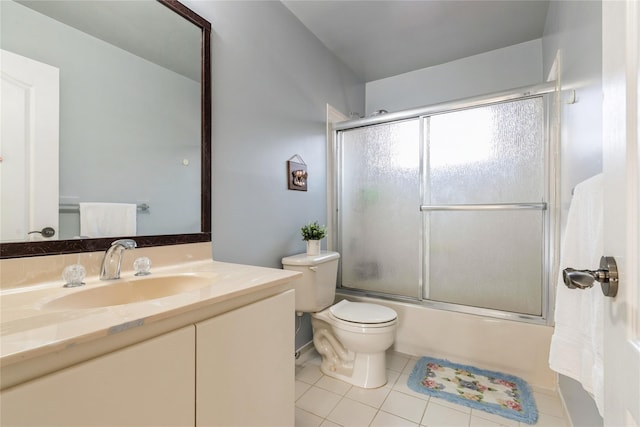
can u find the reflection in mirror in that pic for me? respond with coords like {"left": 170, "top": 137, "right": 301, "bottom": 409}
{"left": 0, "top": 0, "right": 211, "bottom": 258}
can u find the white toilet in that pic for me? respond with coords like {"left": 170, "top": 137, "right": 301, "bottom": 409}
{"left": 282, "top": 251, "right": 397, "bottom": 388}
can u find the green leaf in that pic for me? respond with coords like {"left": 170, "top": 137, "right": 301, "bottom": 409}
{"left": 300, "top": 221, "right": 327, "bottom": 241}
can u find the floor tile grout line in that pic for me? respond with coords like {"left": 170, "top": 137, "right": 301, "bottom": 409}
{"left": 300, "top": 384, "right": 529, "bottom": 427}
{"left": 296, "top": 351, "right": 568, "bottom": 427}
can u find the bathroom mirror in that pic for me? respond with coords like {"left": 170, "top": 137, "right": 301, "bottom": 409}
{"left": 0, "top": 0, "right": 211, "bottom": 258}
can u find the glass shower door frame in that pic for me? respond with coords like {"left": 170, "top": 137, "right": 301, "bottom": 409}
{"left": 333, "top": 83, "right": 558, "bottom": 325}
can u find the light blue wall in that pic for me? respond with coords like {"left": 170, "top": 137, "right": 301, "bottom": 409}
{"left": 182, "top": 1, "right": 364, "bottom": 350}
{"left": 559, "top": 375, "right": 603, "bottom": 427}
{"left": 365, "top": 39, "right": 543, "bottom": 115}
{"left": 543, "top": 0, "right": 603, "bottom": 231}
{"left": 183, "top": 1, "right": 364, "bottom": 270}
{"left": 542, "top": 1, "right": 603, "bottom": 425}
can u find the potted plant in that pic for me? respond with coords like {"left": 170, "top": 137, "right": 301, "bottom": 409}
{"left": 301, "top": 221, "right": 326, "bottom": 255}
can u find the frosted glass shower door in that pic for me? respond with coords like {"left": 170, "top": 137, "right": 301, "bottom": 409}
{"left": 424, "top": 98, "right": 545, "bottom": 315}
{"left": 339, "top": 119, "right": 421, "bottom": 298}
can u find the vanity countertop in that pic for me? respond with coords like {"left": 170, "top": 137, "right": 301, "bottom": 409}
{"left": 0, "top": 260, "right": 300, "bottom": 369}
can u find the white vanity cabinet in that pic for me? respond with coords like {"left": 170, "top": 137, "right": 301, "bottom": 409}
{"left": 0, "top": 289, "right": 295, "bottom": 427}
{"left": 196, "top": 289, "right": 295, "bottom": 426}
{"left": 0, "top": 325, "right": 196, "bottom": 426}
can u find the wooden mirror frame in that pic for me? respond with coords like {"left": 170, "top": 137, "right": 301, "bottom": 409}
{"left": 0, "top": 0, "right": 211, "bottom": 259}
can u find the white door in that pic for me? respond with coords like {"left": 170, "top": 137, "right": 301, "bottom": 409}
{"left": 602, "top": 1, "right": 640, "bottom": 426}
{"left": 0, "top": 49, "right": 59, "bottom": 242}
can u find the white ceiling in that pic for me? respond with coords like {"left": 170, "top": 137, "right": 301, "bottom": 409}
{"left": 282, "top": 0, "right": 550, "bottom": 82}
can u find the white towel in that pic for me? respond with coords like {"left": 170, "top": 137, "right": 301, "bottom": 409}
{"left": 79, "top": 202, "right": 137, "bottom": 238}
{"left": 548, "top": 173, "right": 604, "bottom": 416}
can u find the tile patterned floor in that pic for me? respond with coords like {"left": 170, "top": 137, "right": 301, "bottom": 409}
{"left": 295, "top": 350, "right": 569, "bottom": 427}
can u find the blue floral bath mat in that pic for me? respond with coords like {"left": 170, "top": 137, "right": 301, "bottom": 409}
{"left": 407, "top": 356, "right": 538, "bottom": 424}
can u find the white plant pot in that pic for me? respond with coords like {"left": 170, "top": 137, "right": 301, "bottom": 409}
{"left": 306, "top": 240, "right": 321, "bottom": 255}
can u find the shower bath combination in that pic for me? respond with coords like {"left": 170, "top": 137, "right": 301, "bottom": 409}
{"left": 332, "top": 82, "right": 557, "bottom": 323}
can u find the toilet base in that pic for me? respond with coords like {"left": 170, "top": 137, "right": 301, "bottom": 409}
{"left": 318, "top": 350, "right": 388, "bottom": 389}
{"left": 311, "top": 310, "right": 395, "bottom": 389}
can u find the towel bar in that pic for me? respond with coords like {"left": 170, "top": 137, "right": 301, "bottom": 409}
{"left": 59, "top": 203, "right": 150, "bottom": 214}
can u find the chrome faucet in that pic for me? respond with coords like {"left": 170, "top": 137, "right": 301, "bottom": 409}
{"left": 100, "top": 239, "right": 137, "bottom": 280}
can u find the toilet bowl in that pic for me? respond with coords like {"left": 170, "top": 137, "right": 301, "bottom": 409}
{"left": 311, "top": 300, "right": 397, "bottom": 388}
{"left": 281, "top": 251, "right": 398, "bottom": 388}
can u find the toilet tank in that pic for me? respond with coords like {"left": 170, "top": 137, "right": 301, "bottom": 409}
{"left": 281, "top": 251, "right": 340, "bottom": 313}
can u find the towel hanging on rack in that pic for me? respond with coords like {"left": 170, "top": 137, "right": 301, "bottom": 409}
{"left": 79, "top": 202, "right": 137, "bottom": 238}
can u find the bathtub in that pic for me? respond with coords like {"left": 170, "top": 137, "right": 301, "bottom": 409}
{"left": 337, "top": 292, "right": 556, "bottom": 390}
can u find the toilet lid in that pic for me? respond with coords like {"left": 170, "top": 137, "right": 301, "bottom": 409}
{"left": 329, "top": 300, "right": 397, "bottom": 324}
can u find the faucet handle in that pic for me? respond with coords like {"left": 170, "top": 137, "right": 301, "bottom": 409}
{"left": 62, "top": 264, "right": 86, "bottom": 288}
{"left": 134, "top": 257, "right": 152, "bottom": 276}
{"left": 111, "top": 239, "right": 137, "bottom": 249}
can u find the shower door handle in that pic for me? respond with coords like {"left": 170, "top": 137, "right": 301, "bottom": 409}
{"left": 562, "top": 256, "right": 619, "bottom": 297}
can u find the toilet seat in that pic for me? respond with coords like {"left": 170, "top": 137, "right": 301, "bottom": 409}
{"left": 323, "top": 312, "right": 397, "bottom": 333}
{"left": 328, "top": 300, "right": 397, "bottom": 325}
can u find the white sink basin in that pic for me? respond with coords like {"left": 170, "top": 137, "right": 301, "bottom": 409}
{"left": 44, "top": 273, "right": 217, "bottom": 310}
